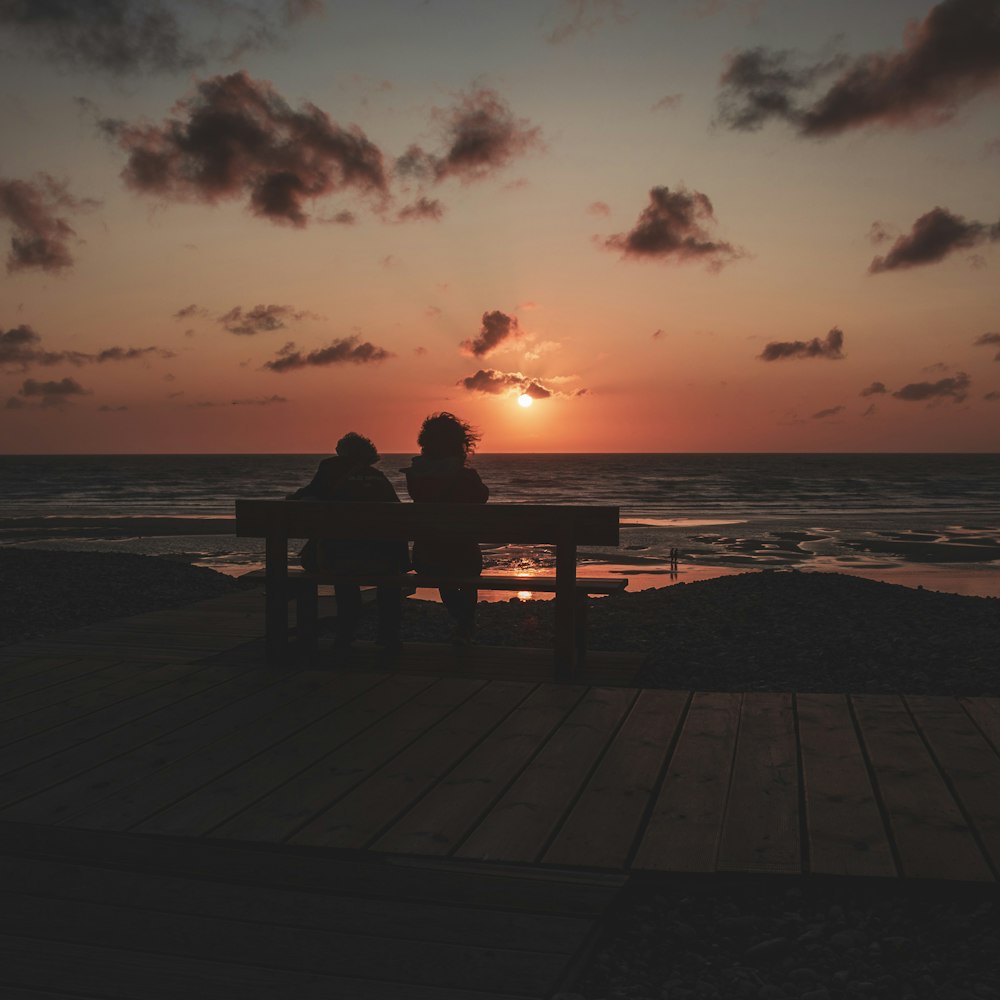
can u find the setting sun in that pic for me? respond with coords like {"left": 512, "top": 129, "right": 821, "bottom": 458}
{"left": 517, "top": 394, "right": 533, "bottom": 408}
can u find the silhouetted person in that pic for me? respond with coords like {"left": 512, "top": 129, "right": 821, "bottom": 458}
{"left": 404, "top": 412, "right": 488, "bottom": 644}
{"left": 288, "top": 432, "right": 407, "bottom": 655}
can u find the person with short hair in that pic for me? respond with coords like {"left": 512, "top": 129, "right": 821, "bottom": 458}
{"left": 403, "top": 412, "right": 489, "bottom": 644}
{"left": 288, "top": 432, "right": 407, "bottom": 654}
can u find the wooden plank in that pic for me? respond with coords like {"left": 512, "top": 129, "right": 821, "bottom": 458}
{"left": 65, "top": 671, "right": 405, "bottom": 833}
{"left": 797, "top": 693, "right": 896, "bottom": 877}
{"left": 717, "top": 692, "right": 800, "bottom": 875}
{"left": 962, "top": 697, "right": 1000, "bottom": 753}
{"left": 0, "top": 671, "right": 354, "bottom": 826}
{"left": 0, "top": 653, "right": 99, "bottom": 685}
{"left": 211, "top": 677, "right": 483, "bottom": 844}
{"left": 373, "top": 684, "right": 584, "bottom": 857}
{"left": 632, "top": 691, "right": 740, "bottom": 873}
{"left": 543, "top": 689, "right": 687, "bottom": 869}
{"left": 0, "top": 933, "right": 529, "bottom": 1000}
{"left": 0, "top": 820, "right": 620, "bottom": 916}
{"left": 0, "top": 854, "right": 591, "bottom": 955}
{"left": 0, "top": 661, "right": 253, "bottom": 783}
{"left": 289, "top": 681, "right": 533, "bottom": 850}
{"left": 1, "top": 891, "right": 567, "bottom": 997}
{"left": 134, "top": 673, "right": 434, "bottom": 837}
{"left": 907, "top": 695, "right": 1000, "bottom": 876}
{"left": 0, "top": 659, "right": 139, "bottom": 719}
{"left": 853, "top": 695, "right": 992, "bottom": 881}
{"left": 457, "top": 686, "right": 637, "bottom": 863}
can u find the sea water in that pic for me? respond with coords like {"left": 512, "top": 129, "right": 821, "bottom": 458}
{"left": 2, "top": 453, "right": 999, "bottom": 597}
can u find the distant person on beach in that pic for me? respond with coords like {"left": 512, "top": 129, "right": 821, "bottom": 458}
{"left": 287, "top": 432, "right": 408, "bottom": 654}
{"left": 403, "top": 412, "right": 489, "bottom": 644}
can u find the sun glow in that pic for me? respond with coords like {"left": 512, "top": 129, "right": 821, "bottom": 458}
{"left": 517, "top": 393, "right": 533, "bottom": 408}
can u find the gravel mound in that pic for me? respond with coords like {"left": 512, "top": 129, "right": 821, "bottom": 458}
{"left": 0, "top": 549, "right": 254, "bottom": 647}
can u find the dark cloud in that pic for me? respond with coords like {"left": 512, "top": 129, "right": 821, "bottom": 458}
{"left": 973, "top": 331, "right": 1000, "bottom": 360}
{"left": 1, "top": 324, "right": 173, "bottom": 371}
{"left": 218, "top": 303, "right": 314, "bottom": 335}
{"left": 759, "top": 327, "right": 845, "bottom": 361}
{"left": 544, "top": 0, "right": 630, "bottom": 45}
{"left": 984, "top": 390, "right": 1000, "bottom": 401}
{"left": 869, "top": 207, "right": 1000, "bottom": 273}
{"left": 0, "top": 1, "right": 325, "bottom": 77}
{"left": 461, "top": 310, "right": 521, "bottom": 358}
{"left": 603, "top": 185, "right": 740, "bottom": 268}
{"left": 716, "top": 0, "right": 1000, "bottom": 137}
{"left": 812, "top": 405, "right": 844, "bottom": 419}
{"left": 652, "top": 94, "right": 683, "bottom": 112}
{"left": 319, "top": 209, "right": 356, "bottom": 225}
{"left": 860, "top": 381, "right": 887, "bottom": 396}
{"left": 0, "top": 173, "right": 96, "bottom": 274}
{"left": 18, "top": 376, "right": 90, "bottom": 406}
{"left": 892, "top": 371, "right": 971, "bottom": 402}
{"left": 459, "top": 368, "right": 579, "bottom": 400}
{"left": 103, "top": 71, "right": 387, "bottom": 227}
{"left": 231, "top": 394, "right": 288, "bottom": 405}
{"left": 263, "top": 337, "right": 393, "bottom": 371}
{"left": 173, "top": 303, "right": 209, "bottom": 320}
{"left": 5, "top": 396, "right": 26, "bottom": 410}
{"left": 395, "top": 88, "right": 542, "bottom": 185}
{"left": 396, "top": 197, "right": 445, "bottom": 222}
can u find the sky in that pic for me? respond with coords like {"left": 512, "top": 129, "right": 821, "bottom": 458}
{"left": 0, "top": 0, "right": 998, "bottom": 454}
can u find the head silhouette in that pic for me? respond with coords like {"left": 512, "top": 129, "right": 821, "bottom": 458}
{"left": 335, "top": 432, "right": 379, "bottom": 466}
{"left": 417, "top": 412, "right": 480, "bottom": 461}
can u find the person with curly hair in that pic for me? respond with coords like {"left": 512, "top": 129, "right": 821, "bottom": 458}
{"left": 403, "top": 412, "right": 489, "bottom": 644}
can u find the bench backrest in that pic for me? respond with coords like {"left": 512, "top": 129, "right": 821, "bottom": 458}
{"left": 235, "top": 500, "right": 620, "bottom": 546}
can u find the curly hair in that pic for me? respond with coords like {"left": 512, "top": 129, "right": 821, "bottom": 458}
{"left": 417, "top": 412, "right": 481, "bottom": 460}
{"left": 335, "top": 432, "right": 379, "bottom": 465}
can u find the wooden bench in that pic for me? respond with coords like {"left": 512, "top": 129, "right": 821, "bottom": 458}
{"left": 234, "top": 500, "right": 625, "bottom": 674}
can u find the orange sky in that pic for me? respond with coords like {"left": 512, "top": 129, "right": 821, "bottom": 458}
{"left": 2, "top": 0, "right": 999, "bottom": 453}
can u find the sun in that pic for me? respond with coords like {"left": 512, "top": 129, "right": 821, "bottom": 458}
{"left": 517, "top": 393, "right": 534, "bottom": 408}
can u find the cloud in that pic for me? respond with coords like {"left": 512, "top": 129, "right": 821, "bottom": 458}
{"left": 218, "top": 304, "right": 315, "bottom": 335}
{"left": 892, "top": 371, "right": 971, "bottom": 402}
{"left": 461, "top": 310, "right": 521, "bottom": 358}
{"left": 587, "top": 201, "right": 611, "bottom": 216}
{"left": 862, "top": 403, "right": 877, "bottom": 417}
{"left": 869, "top": 207, "right": 1000, "bottom": 273}
{"left": 459, "top": 367, "right": 585, "bottom": 400}
{"left": 231, "top": 395, "right": 288, "bottom": 405}
{"left": 102, "top": 71, "right": 387, "bottom": 227}
{"left": 18, "top": 376, "right": 90, "bottom": 406}
{"left": 396, "top": 197, "right": 445, "bottom": 222}
{"left": 544, "top": 0, "right": 630, "bottom": 44}
{"left": 263, "top": 337, "right": 393, "bottom": 371}
{"left": 860, "top": 381, "right": 887, "bottom": 396}
{"left": 1, "top": 324, "right": 173, "bottom": 371}
{"left": 652, "top": 328, "right": 665, "bottom": 339}
{"left": 318, "top": 209, "right": 357, "bottom": 225}
{"left": 0, "top": 1, "right": 325, "bottom": 77}
{"left": 98, "top": 405, "right": 128, "bottom": 412}
{"left": 0, "top": 174, "right": 96, "bottom": 274}
{"left": 5, "top": 397, "right": 26, "bottom": 410}
{"left": 984, "top": 390, "right": 1000, "bottom": 401}
{"left": 603, "top": 185, "right": 741, "bottom": 268}
{"left": 867, "top": 221, "right": 894, "bottom": 245}
{"left": 759, "top": 327, "right": 845, "bottom": 361}
{"left": 395, "top": 87, "right": 542, "bottom": 185}
{"left": 716, "top": 0, "right": 1000, "bottom": 137}
{"left": 812, "top": 405, "right": 844, "bottom": 419}
{"left": 973, "top": 331, "right": 1000, "bottom": 360}
{"left": 173, "top": 303, "right": 209, "bottom": 320}
{"left": 652, "top": 94, "right": 683, "bottom": 112}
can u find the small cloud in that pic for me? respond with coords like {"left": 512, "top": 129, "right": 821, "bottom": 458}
{"left": 5, "top": 397, "right": 26, "bottom": 410}
{"left": 414, "top": 345, "right": 428, "bottom": 356}
{"left": 652, "top": 328, "right": 665, "bottom": 339}
{"left": 231, "top": 394, "right": 288, "bottom": 405}
{"left": 974, "top": 331, "right": 1000, "bottom": 361}
{"left": 318, "top": 209, "right": 357, "bottom": 225}
{"left": 102, "top": 71, "right": 387, "bottom": 227}
{"left": 983, "top": 390, "right": 1000, "bottom": 401}
{"left": 459, "top": 367, "right": 582, "bottom": 399}
{"left": 173, "top": 304, "right": 209, "bottom": 320}
{"left": 862, "top": 403, "right": 877, "bottom": 417}
{"left": 892, "top": 371, "right": 970, "bottom": 402}
{"left": 759, "top": 327, "right": 845, "bottom": 361}
{"left": 0, "top": 173, "right": 97, "bottom": 274}
{"left": 19, "top": 376, "right": 90, "bottom": 406}
{"left": 603, "top": 185, "right": 741, "bottom": 269}
{"left": 869, "top": 207, "right": 1000, "bottom": 273}
{"left": 715, "top": 0, "right": 1000, "bottom": 137}
{"left": 425, "top": 306, "right": 442, "bottom": 319}
{"left": 922, "top": 361, "right": 951, "bottom": 373}
{"left": 812, "top": 405, "right": 844, "bottom": 419}
{"left": 219, "top": 304, "right": 315, "bottom": 336}
{"left": 396, "top": 197, "right": 445, "bottom": 222}
{"left": 867, "top": 221, "right": 894, "bottom": 245}
{"left": 263, "top": 337, "right": 394, "bottom": 371}
{"left": 544, "top": 0, "right": 631, "bottom": 45}
{"left": 98, "top": 405, "right": 128, "bottom": 412}
{"left": 461, "top": 310, "right": 521, "bottom": 358}
{"left": 652, "top": 93, "right": 683, "bottom": 112}
{"left": 587, "top": 201, "right": 611, "bottom": 217}
{"left": 860, "top": 381, "right": 887, "bottom": 397}
{"left": 1, "top": 324, "right": 172, "bottom": 371}
{"left": 395, "top": 87, "right": 542, "bottom": 185}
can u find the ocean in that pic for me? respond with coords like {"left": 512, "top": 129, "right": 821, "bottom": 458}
{"left": 2, "top": 453, "right": 999, "bottom": 598}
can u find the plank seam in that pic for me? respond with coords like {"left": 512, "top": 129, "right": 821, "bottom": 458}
{"left": 792, "top": 692, "right": 809, "bottom": 875}
{"left": 713, "top": 691, "right": 744, "bottom": 873}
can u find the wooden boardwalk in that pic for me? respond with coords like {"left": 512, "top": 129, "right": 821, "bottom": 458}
{"left": 2, "top": 587, "right": 1000, "bottom": 993}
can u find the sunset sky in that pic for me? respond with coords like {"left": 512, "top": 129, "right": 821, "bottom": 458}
{"left": 1, "top": 0, "right": 998, "bottom": 454}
